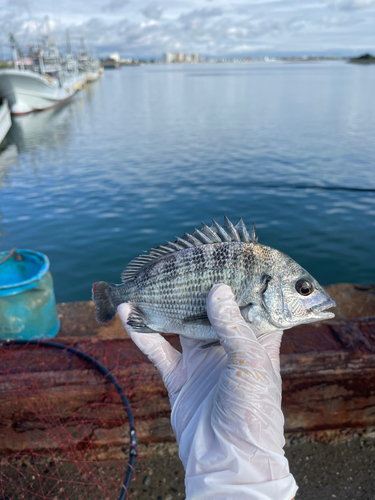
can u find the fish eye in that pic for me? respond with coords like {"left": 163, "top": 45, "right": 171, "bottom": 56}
{"left": 295, "top": 279, "right": 314, "bottom": 296}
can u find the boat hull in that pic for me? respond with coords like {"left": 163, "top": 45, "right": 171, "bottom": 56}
{"left": 86, "top": 71, "right": 100, "bottom": 83}
{"left": 0, "top": 70, "right": 77, "bottom": 115}
{"left": 0, "top": 99, "right": 11, "bottom": 144}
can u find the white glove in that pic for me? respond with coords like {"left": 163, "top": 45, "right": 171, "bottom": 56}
{"left": 118, "top": 284, "right": 298, "bottom": 500}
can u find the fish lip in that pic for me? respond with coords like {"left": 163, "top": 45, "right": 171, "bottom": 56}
{"left": 308, "top": 299, "right": 337, "bottom": 316}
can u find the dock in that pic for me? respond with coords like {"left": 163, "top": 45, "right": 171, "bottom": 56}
{"left": 1, "top": 283, "right": 375, "bottom": 455}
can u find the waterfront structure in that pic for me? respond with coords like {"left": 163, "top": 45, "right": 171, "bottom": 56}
{"left": 102, "top": 58, "right": 120, "bottom": 69}
{"left": 109, "top": 52, "right": 121, "bottom": 63}
{"left": 102, "top": 52, "right": 121, "bottom": 70}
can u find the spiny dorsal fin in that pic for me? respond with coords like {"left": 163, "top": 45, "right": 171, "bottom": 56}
{"left": 121, "top": 216, "right": 258, "bottom": 282}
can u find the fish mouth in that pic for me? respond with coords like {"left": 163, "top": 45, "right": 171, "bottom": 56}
{"left": 309, "top": 299, "right": 337, "bottom": 319}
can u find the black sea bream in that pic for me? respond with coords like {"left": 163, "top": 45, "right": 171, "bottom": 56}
{"left": 92, "top": 217, "right": 336, "bottom": 339}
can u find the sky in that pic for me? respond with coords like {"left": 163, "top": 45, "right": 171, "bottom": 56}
{"left": 1, "top": 0, "right": 375, "bottom": 59}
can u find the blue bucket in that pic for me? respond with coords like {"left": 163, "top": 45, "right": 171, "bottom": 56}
{"left": 0, "top": 249, "right": 60, "bottom": 340}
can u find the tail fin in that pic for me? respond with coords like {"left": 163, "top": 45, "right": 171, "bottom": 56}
{"left": 92, "top": 281, "right": 117, "bottom": 324}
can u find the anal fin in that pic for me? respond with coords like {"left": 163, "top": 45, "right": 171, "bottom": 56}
{"left": 127, "top": 304, "right": 159, "bottom": 333}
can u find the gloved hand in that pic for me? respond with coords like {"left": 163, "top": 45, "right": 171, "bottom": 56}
{"left": 118, "top": 284, "right": 298, "bottom": 500}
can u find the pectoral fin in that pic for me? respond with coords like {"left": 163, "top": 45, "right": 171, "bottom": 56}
{"left": 182, "top": 312, "right": 211, "bottom": 325}
{"left": 200, "top": 340, "right": 221, "bottom": 349}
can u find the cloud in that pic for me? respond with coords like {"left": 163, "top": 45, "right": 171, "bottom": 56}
{"left": 6, "top": 0, "right": 29, "bottom": 8}
{"left": 1, "top": 1, "right": 375, "bottom": 59}
{"left": 334, "top": 0, "right": 375, "bottom": 9}
{"left": 178, "top": 7, "right": 224, "bottom": 33}
{"left": 102, "top": 0, "right": 129, "bottom": 13}
{"left": 142, "top": 3, "right": 163, "bottom": 20}
{"left": 179, "top": 7, "right": 223, "bottom": 23}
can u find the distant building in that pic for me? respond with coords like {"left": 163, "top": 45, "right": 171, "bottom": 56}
{"left": 163, "top": 53, "right": 173, "bottom": 64}
{"left": 110, "top": 52, "right": 120, "bottom": 63}
{"left": 162, "top": 52, "right": 199, "bottom": 64}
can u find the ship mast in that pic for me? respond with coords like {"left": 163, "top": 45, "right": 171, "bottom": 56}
{"left": 66, "top": 29, "right": 71, "bottom": 54}
{"left": 9, "top": 33, "right": 24, "bottom": 70}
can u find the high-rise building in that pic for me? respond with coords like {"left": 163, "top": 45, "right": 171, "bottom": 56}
{"left": 163, "top": 53, "right": 173, "bottom": 64}
{"left": 162, "top": 52, "right": 198, "bottom": 63}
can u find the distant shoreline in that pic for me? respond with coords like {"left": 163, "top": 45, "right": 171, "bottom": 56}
{"left": 348, "top": 53, "right": 375, "bottom": 64}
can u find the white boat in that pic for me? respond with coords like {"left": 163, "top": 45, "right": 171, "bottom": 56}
{"left": 86, "top": 60, "right": 101, "bottom": 83}
{"left": 0, "top": 32, "right": 79, "bottom": 115}
{"left": 77, "top": 49, "right": 101, "bottom": 83}
{"left": 0, "top": 69, "right": 77, "bottom": 115}
{"left": 0, "top": 99, "right": 11, "bottom": 144}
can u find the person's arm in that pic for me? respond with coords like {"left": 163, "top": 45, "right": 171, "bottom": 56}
{"left": 118, "top": 284, "right": 298, "bottom": 500}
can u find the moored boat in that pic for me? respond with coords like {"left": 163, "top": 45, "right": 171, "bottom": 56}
{"left": 0, "top": 99, "right": 11, "bottom": 144}
{"left": 0, "top": 32, "right": 80, "bottom": 115}
{"left": 77, "top": 48, "right": 101, "bottom": 84}
{"left": 86, "top": 60, "right": 101, "bottom": 83}
{"left": 0, "top": 69, "right": 77, "bottom": 115}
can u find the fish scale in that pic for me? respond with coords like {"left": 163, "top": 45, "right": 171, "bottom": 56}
{"left": 92, "top": 217, "right": 336, "bottom": 340}
{"left": 127, "top": 249, "right": 252, "bottom": 338}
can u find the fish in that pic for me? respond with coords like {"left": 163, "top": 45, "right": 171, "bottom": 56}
{"left": 92, "top": 216, "right": 336, "bottom": 340}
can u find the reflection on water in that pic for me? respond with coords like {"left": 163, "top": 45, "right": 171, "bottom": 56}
{"left": 0, "top": 145, "right": 19, "bottom": 184}
{"left": 0, "top": 62, "right": 374, "bottom": 302}
{"left": 7, "top": 104, "right": 79, "bottom": 155}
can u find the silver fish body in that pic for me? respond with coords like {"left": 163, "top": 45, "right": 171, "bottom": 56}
{"left": 92, "top": 217, "right": 336, "bottom": 339}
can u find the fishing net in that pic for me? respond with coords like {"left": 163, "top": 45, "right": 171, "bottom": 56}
{"left": 0, "top": 338, "right": 172, "bottom": 500}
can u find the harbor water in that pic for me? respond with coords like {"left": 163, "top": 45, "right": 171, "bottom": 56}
{"left": 0, "top": 61, "right": 374, "bottom": 303}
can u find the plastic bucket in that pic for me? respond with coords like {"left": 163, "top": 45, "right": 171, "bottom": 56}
{"left": 0, "top": 249, "right": 60, "bottom": 340}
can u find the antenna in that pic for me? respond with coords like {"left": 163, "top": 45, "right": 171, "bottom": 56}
{"left": 45, "top": 15, "right": 51, "bottom": 42}
{"left": 9, "top": 33, "right": 21, "bottom": 69}
{"left": 66, "top": 28, "right": 71, "bottom": 54}
{"left": 26, "top": 1, "right": 38, "bottom": 48}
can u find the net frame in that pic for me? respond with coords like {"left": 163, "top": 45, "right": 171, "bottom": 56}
{"left": 1, "top": 339, "right": 138, "bottom": 500}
